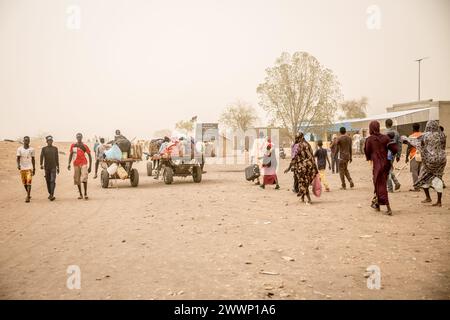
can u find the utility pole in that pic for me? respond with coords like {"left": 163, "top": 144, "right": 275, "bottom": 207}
{"left": 414, "top": 57, "right": 429, "bottom": 101}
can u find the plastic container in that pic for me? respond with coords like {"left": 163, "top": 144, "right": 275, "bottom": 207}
{"left": 117, "top": 165, "right": 128, "bottom": 179}
{"left": 107, "top": 163, "right": 118, "bottom": 175}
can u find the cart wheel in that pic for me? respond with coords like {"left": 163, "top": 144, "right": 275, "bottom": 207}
{"left": 192, "top": 165, "right": 202, "bottom": 183}
{"left": 130, "top": 168, "right": 139, "bottom": 187}
{"left": 101, "top": 169, "right": 109, "bottom": 188}
{"left": 163, "top": 166, "right": 174, "bottom": 185}
{"left": 147, "top": 162, "right": 153, "bottom": 176}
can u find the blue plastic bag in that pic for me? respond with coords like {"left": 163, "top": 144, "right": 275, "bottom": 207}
{"left": 105, "top": 144, "right": 122, "bottom": 161}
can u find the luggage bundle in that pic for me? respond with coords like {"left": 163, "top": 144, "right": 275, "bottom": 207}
{"left": 115, "top": 136, "right": 131, "bottom": 156}
{"left": 149, "top": 139, "right": 163, "bottom": 156}
{"left": 130, "top": 143, "right": 143, "bottom": 160}
{"left": 105, "top": 144, "right": 122, "bottom": 161}
{"left": 245, "top": 164, "right": 260, "bottom": 181}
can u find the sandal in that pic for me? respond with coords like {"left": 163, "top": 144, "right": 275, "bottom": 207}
{"left": 432, "top": 202, "right": 442, "bottom": 207}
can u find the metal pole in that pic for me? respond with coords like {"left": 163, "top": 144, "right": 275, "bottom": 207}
{"left": 418, "top": 60, "right": 421, "bottom": 101}
{"left": 415, "top": 57, "right": 429, "bottom": 101}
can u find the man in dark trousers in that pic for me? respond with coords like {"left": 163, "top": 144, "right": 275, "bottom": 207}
{"left": 68, "top": 133, "right": 92, "bottom": 200}
{"left": 40, "top": 135, "right": 59, "bottom": 201}
{"left": 384, "top": 119, "right": 401, "bottom": 192}
{"left": 337, "top": 127, "right": 354, "bottom": 190}
{"left": 94, "top": 137, "right": 106, "bottom": 179}
{"left": 330, "top": 135, "right": 339, "bottom": 174}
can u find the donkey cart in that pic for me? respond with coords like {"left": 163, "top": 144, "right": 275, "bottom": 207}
{"left": 100, "top": 159, "right": 140, "bottom": 188}
{"left": 153, "top": 154, "right": 202, "bottom": 185}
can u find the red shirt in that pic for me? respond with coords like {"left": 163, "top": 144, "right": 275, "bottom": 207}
{"left": 70, "top": 143, "right": 91, "bottom": 166}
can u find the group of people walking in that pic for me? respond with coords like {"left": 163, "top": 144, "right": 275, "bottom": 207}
{"left": 364, "top": 119, "right": 446, "bottom": 215}
{"left": 17, "top": 133, "right": 94, "bottom": 202}
{"left": 250, "top": 119, "right": 446, "bottom": 215}
{"left": 283, "top": 127, "right": 355, "bottom": 204}
{"left": 16, "top": 119, "right": 448, "bottom": 212}
{"left": 250, "top": 126, "right": 356, "bottom": 203}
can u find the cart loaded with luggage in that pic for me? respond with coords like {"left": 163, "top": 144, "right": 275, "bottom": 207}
{"left": 150, "top": 139, "right": 203, "bottom": 185}
{"left": 100, "top": 137, "right": 143, "bottom": 188}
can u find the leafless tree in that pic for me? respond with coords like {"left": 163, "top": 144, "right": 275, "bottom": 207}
{"left": 257, "top": 52, "right": 342, "bottom": 141}
{"left": 153, "top": 129, "right": 172, "bottom": 138}
{"left": 339, "top": 97, "right": 368, "bottom": 120}
{"left": 219, "top": 100, "right": 258, "bottom": 132}
{"left": 175, "top": 120, "right": 194, "bottom": 133}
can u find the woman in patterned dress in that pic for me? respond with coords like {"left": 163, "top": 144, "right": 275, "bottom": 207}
{"left": 403, "top": 120, "right": 447, "bottom": 207}
{"left": 285, "top": 132, "right": 318, "bottom": 203}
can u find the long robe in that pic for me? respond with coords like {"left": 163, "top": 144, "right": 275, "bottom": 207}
{"left": 292, "top": 139, "right": 318, "bottom": 197}
{"left": 261, "top": 149, "right": 278, "bottom": 185}
{"left": 364, "top": 121, "right": 399, "bottom": 206}
{"left": 413, "top": 121, "right": 446, "bottom": 191}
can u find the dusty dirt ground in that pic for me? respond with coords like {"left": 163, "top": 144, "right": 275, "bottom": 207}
{"left": 0, "top": 140, "right": 449, "bottom": 300}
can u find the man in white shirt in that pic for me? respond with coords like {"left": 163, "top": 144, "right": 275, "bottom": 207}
{"left": 16, "top": 136, "right": 36, "bottom": 203}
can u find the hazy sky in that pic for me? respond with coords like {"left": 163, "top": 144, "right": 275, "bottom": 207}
{"left": 1, "top": 0, "right": 449, "bottom": 140}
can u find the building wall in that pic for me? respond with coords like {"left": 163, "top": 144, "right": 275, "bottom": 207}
{"left": 388, "top": 100, "right": 450, "bottom": 146}
{"left": 438, "top": 102, "right": 450, "bottom": 146}
{"left": 387, "top": 100, "right": 438, "bottom": 112}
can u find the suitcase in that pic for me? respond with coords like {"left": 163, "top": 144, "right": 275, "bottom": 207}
{"left": 245, "top": 164, "right": 260, "bottom": 181}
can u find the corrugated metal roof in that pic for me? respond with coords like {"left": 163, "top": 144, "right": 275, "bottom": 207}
{"left": 334, "top": 107, "right": 432, "bottom": 124}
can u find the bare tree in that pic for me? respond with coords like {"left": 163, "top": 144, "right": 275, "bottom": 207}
{"left": 153, "top": 129, "right": 172, "bottom": 138}
{"left": 339, "top": 97, "right": 368, "bottom": 120}
{"left": 257, "top": 52, "right": 342, "bottom": 141}
{"left": 175, "top": 120, "right": 194, "bottom": 133}
{"left": 219, "top": 100, "right": 258, "bottom": 132}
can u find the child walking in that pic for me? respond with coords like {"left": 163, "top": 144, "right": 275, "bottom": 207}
{"left": 314, "top": 140, "right": 331, "bottom": 192}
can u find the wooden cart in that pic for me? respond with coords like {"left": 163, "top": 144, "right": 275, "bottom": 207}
{"left": 100, "top": 158, "right": 140, "bottom": 188}
{"left": 151, "top": 154, "right": 202, "bottom": 185}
